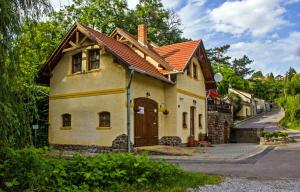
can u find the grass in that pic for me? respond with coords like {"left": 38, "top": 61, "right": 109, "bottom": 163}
{"left": 135, "top": 145, "right": 204, "bottom": 156}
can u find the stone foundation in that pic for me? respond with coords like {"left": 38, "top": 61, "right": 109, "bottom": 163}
{"left": 207, "top": 111, "right": 233, "bottom": 144}
{"left": 159, "top": 136, "right": 182, "bottom": 146}
{"left": 51, "top": 144, "right": 112, "bottom": 153}
{"left": 52, "top": 134, "right": 133, "bottom": 153}
{"left": 112, "top": 134, "right": 133, "bottom": 151}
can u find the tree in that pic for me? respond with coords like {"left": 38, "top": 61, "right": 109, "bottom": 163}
{"left": 51, "top": 0, "right": 186, "bottom": 46}
{"left": 206, "top": 45, "right": 231, "bottom": 66}
{"left": 286, "top": 67, "right": 297, "bottom": 80}
{"left": 231, "top": 55, "right": 254, "bottom": 78}
{"left": 251, "top": 71, "right": 264, "bottom": 79}
{"left": 135, "top": 0, "right": 187, "bottom": 45}
{"left": 266, "top": 72, "right": 275, "bottom": 80}
{"left": 0, "top": 0, "right": 51, "bottom": 148}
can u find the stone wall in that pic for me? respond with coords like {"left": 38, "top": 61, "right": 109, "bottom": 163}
{"left": 159, "top": 136, "right": 182, "bottom": 146}
{"left": 231, "top": 128, "right": 262, "bottom": 143}
{"left": 207, "top": 111, "right": 233, "bottom": 144}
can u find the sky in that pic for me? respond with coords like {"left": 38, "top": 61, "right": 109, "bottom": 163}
{"left": 51, "top": 0, "right": 300, "bottom": 75}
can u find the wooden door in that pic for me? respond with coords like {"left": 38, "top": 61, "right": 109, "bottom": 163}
{"left": 224, "top": 122, "right": 229, "bottom": 143}
{"left": 134, "top": 98, "right": 158, "bottom": 147}
{"left": 190, "top": 107, "right": 195, "bottom": 136}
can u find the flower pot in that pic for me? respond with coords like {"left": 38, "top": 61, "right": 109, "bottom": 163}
{"left": 187, "top": 136, "right": 196, "bottom": 147}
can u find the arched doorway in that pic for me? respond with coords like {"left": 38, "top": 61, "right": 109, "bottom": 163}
{"left": 134, "top": 97, "right": 158, "bottom": 147}
{"left": 224, "top": 121, "right": 229, "bottom": 143}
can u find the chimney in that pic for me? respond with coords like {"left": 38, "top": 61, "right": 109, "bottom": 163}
{"left": 138, "top": 24, "right": 148, "bottom": 45}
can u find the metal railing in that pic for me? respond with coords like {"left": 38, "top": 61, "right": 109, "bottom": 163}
{"left": 207, "top": 98, "right": 232, "bottom": 113}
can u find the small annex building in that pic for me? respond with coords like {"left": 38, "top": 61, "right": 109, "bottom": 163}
{"left": 38, "top": 22, "right": 216, "bottom": 150}
{"left": 228, "top": 88, "right": 256, "bottom": 118}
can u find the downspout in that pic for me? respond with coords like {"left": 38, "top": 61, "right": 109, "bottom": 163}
{"left": 127, "top": 69, "right": 135, "bottom": 152}
{"left": 205, "top": 90, "right": 209, "bottom": 138}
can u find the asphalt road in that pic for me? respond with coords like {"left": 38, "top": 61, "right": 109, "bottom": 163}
{"left": 179, "top": 143, "right": 300, "bottom": 179}
{"left": 235, "top": 109, "right": 285, "bottom": 131}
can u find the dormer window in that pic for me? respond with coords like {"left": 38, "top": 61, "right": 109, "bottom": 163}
{"left": 88, "top": 49, "right": 100, "bottom": 70}
{"left": 72, "top": 52, "right": 82, "bottom": 73}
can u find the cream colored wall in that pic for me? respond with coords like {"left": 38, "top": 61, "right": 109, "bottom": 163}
{"left": 50, "top": 46, "right": 126, "bottom": 96}
{"left": 174, "top": 57, "right": 207, "bottom": 142}
{"left": 176, "top": 57, "right": 206, "bottom": 95}
{"left": 49, "top": 94, "right": 126, "bottom": 146}
{"left": 236, "top": 105, "right": 251, "bottom": 117}
{"left": 176, "top": 93, "right": 206, "bottom": 143}
{"left": 49, "top": 43, "right": 127, "bottom": 146}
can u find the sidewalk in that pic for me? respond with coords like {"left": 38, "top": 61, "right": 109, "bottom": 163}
{"left": 151, "top": 143, "right": 267, "bottom": 162}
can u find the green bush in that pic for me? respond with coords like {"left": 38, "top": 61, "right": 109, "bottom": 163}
{"left": 261, "top": 131, "right": 288, "bottom": 139}
{"left": 0, "top": 147, "right": 220, "bottom": 191}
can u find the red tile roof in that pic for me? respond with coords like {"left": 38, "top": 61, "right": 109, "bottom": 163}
{"left": 154, "top": 40, "right": 201, "bottom": 71}
{"left": 81, "top": 24, "right": 171, "bottom": 83}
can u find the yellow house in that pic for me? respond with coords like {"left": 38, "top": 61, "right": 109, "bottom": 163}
{"left": 228, "top": 88, "right": 256, "bottom": 118}
{"left": 38, "top": 22, "right": 216, "bottom": 149}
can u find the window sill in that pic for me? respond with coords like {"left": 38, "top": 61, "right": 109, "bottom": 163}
{"left": 67, "top": 72, "right": 82, "bottom": 77}
{"left": 96, "top": 126, "right": 111, "bottom": 130}
{"left": 60, "top": 126, "right": 72, "bottom": 130}
{"left": 86, "top": 69, "right": 101, "bottom": 74}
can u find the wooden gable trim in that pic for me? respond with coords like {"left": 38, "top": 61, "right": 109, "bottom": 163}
{"left": 110, "top": 28, "right": 175, "bottom": 71}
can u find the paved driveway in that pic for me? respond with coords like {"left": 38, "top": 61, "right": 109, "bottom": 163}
{"left": 235, "top": 109, "right": 285, "bottom": 131}
{"left": 179, "top": 143, "right": 300, "bottom": 179}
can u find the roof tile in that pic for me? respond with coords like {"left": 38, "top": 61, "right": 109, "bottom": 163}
{"left": 154, "top": 40, "right": 201, "bottom": 71}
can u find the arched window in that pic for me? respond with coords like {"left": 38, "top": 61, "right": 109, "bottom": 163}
{"left": 62, "top": 114, "right": 71, "bottom": 127}
{"left": 99, "top": 112, "right": 110, "bottom": 127}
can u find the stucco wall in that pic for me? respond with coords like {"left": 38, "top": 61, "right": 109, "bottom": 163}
{"left": 48, "top": 45, "right": 208, "bottom": 147}
{"left": 174, "top": 57, "right": 207, "bottom": 143}
{"left": 49, "top": 46, "right": 127, "bottom": 146}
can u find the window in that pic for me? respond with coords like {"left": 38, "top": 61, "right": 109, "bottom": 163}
{"left": 88, "top": 49, "right": 100, "bottom": 70}
{"left": 99, "top": 112, "right": 110, "bottom": 127}
{"left": 193, "top": 62, "right": 198, "bottom": 79}
{"left": 182, "top": 112, "right": 188, "bottom": 128}
{"left": 62, "top": 114, "right": 71, "bottom": 127}
{"left": 72, "top": 52, "right": 82, "bottom": 73}
{"left": 198, "top": 114, "right": 202, "bottom": 128}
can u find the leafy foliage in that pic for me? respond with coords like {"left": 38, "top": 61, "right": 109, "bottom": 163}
{"left": 261, "top": 131, "right": 288, "bottom": 139}
{"left": 0, "top": 148, "right": 221, "bottom": 191}
{"left": 0, "top": 0, "right": 51, "bottom": 148}
{"left": 227, "top": 92, "right": 242, "bottom": 117}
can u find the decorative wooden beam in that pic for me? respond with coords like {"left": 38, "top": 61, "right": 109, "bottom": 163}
{"left": 69, "top": 41, "right": 77, "bottom": 47}
{"left": 79, "top": 35, "right": 88, "bottom": 45}
{"left": 62, "top": 43, "right": 96, "bottom": 53}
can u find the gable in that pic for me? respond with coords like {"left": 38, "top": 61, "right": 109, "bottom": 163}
{"left": 37, "top": 23, "right": 172, "bottom": 85}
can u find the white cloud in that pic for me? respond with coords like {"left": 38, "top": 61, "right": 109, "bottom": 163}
{"left": 209, "top": 0, "right": 288, "bottom": 37}
{"left": 228, "top": 32, "right": 300, "bottom": 75}
{"left": 177, "top": 0, "right": 210, "bottom": 38}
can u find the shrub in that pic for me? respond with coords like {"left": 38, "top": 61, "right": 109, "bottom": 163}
{"left": 261, "top": 131, "right": 288, "bottom": 139}
{"left": 0, "top": 147, "right": 220, "bottom": 191}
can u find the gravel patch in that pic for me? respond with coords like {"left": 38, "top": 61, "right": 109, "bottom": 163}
{"left": 191, "top": 177, "right": 300, "bottom": 192}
